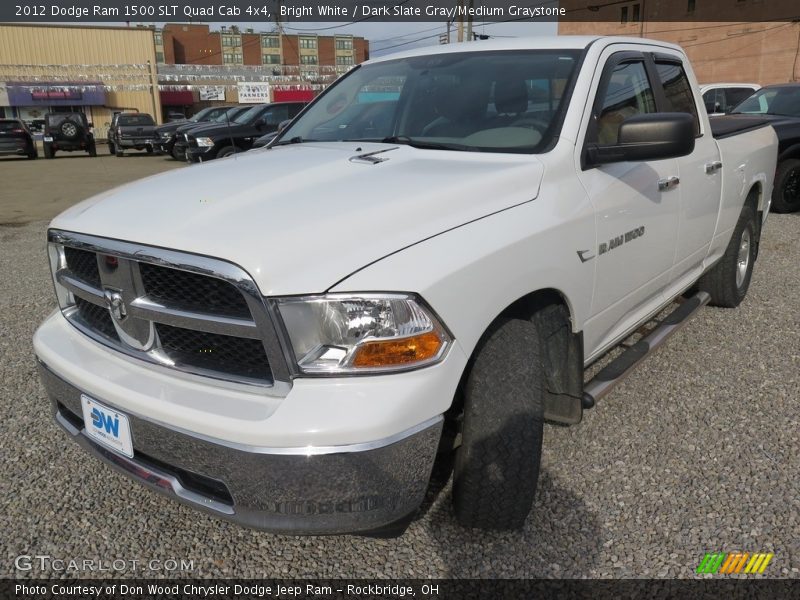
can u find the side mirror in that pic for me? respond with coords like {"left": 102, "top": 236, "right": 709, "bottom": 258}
{"left": 585, "top": 113, "right": 695, "bottom": 167}
{"left": 277, "top": 119, "right": 291, "bottom": 133}
{"left": 254, "top": 118, "right": 266, "bottom": 129}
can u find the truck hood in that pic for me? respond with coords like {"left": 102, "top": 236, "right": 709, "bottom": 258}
{"left": 51, "top": 142, "right": 544, "bottom": 295}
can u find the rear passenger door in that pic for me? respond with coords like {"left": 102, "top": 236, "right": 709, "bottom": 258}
{"left": 652, "top": 55, "right": 722, "bottom": 287}
{"left": 577, "top": 51, "right": 681, "bottom": 357}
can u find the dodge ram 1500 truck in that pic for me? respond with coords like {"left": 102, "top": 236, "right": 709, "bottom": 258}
{"left": 34, "top": 37, "right": 778, "bottom": 536}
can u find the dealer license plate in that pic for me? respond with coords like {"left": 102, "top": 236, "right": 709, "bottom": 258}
{"left": 80, "top": 395, "right": 134, "bottom": 458}
{"left": 43, "top": 136, "right": 53, "bottom": 142}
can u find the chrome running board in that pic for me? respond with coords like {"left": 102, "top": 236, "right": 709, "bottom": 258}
{"left": 582, "top": 291, "right": 711, "bottom": 409}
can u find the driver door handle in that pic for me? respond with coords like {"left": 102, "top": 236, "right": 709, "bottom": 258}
{"left": 658, "top": 176, "right": 680, "bottom": 191}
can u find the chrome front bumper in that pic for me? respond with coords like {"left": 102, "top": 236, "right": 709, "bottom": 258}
{"left": 38, "top": 361, "right": 442, "bottom": 535}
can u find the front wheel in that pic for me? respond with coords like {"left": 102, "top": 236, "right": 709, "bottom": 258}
{"left": 216, "top": 146, "right": 237, "bottom": 159}
{"left": 697, "top": 203, "right": 757, "bottom": 308}
{"left": 452, "top": 317, "right": 544, "bottom": 530}
{"left": 772, "top": 159, "right": 800, "bottom": 213}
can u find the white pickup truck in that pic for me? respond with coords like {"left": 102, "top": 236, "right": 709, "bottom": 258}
{"left": 34, "top": 36, "right": 777, "bottom": 536}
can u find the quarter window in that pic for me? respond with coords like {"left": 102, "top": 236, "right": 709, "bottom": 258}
{"left": 595, "top": 60, "right": 657, "bottom": 145}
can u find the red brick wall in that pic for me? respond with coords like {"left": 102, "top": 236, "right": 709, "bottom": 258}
{"left": 163, "top": 23, "right": 221, "bottom": 65}
{"left": 354, "top": 39, "right": 369, "bottom": 63}
{"left": 242, "top": 33, "right": 262, "bottom": 66}
{"left": 282, "top": 35, "right": 300, "bottom": 66}
{"left": 318, "top": 37, "right": 335, "bottom": 67}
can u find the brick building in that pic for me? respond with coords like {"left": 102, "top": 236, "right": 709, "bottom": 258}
{"left": 558, "top": 0, "right": 800, "bottom": 85}
{"left": 158, "top": 24, "right": 369, "bottom": 74}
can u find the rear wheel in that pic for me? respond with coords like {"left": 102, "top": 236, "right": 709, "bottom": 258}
{"left": 115, "top": 146, "right": 124, "bottom": 157}
{"left": 88, "top": 142, "right": 97, "bottom": 157}
{"left": 772, "top": 159, "right": 800, "bottom": 213}
{"left": 108, "top": 142, "right": 115, "bottom": 155}
{"left": 27, "top": 149, "right": 37, "bottom": 160}
{"left": 452, "top": 317, "right": 544, "bottom": 530}
{"left": 43, "top": 143, "right": 54, "bottom": 159}
{"left": 697, "top": 203, "right": 757, "bottom": 308}
{"left": 146, "top": 146, "right": 154, "bottom": 154}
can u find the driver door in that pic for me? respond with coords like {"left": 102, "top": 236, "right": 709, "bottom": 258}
{"left": 577, "top": 52, "right": 681, "bottom": 358}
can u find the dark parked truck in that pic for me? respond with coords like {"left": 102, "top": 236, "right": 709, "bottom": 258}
{"left": 185, "top": 102, "right": 305, "bottom": 162}
{"left": 34, "top": 37, "right": 777, "bottom": 536}
{"left": 108, "top": 113, "right": 158, "bottom": 157}
{"left": 170, "top": 107, "right": 250, "bottom": 161}
{"left": 155, "top": 106, "right": 238, "bottom": 159}
{"left": 719, "top": 83, "right": 800, "bottom": 213}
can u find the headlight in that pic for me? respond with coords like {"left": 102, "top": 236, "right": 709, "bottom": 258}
{"left": 275, "top": 293, "right": 452, "bottom": 375}
{"left": 161, "top": 132, "right": 171, "bottom": 139}
{"left": 195, "top": 137, "right": 215, "bottom": 147}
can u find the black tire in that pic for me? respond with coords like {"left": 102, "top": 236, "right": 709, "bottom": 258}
{"left": 146, "top": 146, "right": 154, "bottom": 154}
{"left": 43, "top": 143, "right": 54, "bottom": 159}
{"left": 27, "top": 150, "right": 37, "bottom": 160}
{"left": 60, "top": 119, "right": 80, "bottom": 140}
{"left": 88, "top": 143, "right": 97, "bottom": 157}
{"left": 771, "top": 159, "right": 800, "bottom": 213}
{"left": 697, "top": 203, "right": 757, "bottom": 308}
{"left": 115, "top": 147, "right": 124, "bottom": 157}
{"left": 216, "top": 146, "right": 236, "bottom": 159}
{"left": 108, "top": 142, "right": 115, "bottom": 155}
{"left": 171, "top": 146, "right": 183, "bottom": 161}
{"left": 453, "top": 317, "right": 544, "bottom": 530}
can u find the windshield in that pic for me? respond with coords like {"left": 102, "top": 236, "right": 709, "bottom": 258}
{"left": 215, "top": 107, "right": 247, "bottom": 122}
{"left": 189, "top": 107, "right": 215, "bottom": 122}
{"left": 731, "top": 86, "right": 800, "bottom": 117}
{"left": 118, "top": 114, "right": 155, "bottom": 126}
{"left": 278, "top": 50, "right": 581, "bottom": 153}
{"left": 233, "top": 105, "right": 265, "bottom": 124}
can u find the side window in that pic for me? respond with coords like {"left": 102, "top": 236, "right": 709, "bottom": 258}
{"left": 595, "top": 60, "right": 657, "bottom": 145}
{"left": 263, "top": 105, "right": 289, "bottom": 126}
{"left": 724, "top": 87, "right": 756, "bottom": 112}
{"left": 655, "top": 61, "right": 700, "bottom": 135}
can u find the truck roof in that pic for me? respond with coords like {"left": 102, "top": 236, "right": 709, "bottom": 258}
{"left": 368, "top": 35, "right": 684, "bottom": 64}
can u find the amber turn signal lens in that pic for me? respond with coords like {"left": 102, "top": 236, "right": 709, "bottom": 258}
{"left": 351, "top": 331, "right": 443, "bottom": 368}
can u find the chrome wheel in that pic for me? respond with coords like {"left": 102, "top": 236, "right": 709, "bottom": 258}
{"left": 736, "top": 228, "right": 751, "bottom": 289}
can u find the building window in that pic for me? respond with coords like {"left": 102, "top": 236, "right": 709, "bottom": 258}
{"left": 687, "top": 0, "right": 696, "bottom": 12}
{"left": 155, "top": 51, "right": 164, "bottom": 63}
{"left": 632, "top": 3, "right": 640, "bottom": 21}
{"left": 222, "top": 35, "right": 241, "bottom": 47}
{"left": 261, "top": 35, "right": 280, "bottom": 48}
{"left": 223, "top": 52, "right": 242, "bottom": 64}
{"left": 154, "top": 32, "right": 163, "bottom": 45}
{"left": 300, "top": 55, "right": 318, "bottom": 65}
{"left": 335, "top": 38, "right": 353, "bottom": 50}
{"left": 299, "top": 37, "right": 317, "bottom": 49}
{"left": 262, "top": 54, "right": 281, "bottom": 64}
{"left": 336, "top": 55, "right": 354, "bottom": 66}
{"left": 621, "top": 6, "right": 628, "bottom": 22}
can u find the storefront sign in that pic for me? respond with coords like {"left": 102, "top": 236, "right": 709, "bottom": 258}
{"left": 237, "top": 82, "right": 271, "bottom": 104}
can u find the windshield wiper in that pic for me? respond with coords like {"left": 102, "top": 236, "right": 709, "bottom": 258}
{"left": 380, "top": 136, "right": 478, "bottom": 152}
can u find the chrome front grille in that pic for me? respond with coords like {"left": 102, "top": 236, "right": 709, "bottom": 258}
{"left": 49, "top": 229, "right": 290, "bottom": 392}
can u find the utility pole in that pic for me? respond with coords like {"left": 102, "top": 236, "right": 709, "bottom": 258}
{"left": 456, "top": 0, "right": 464, "bottom": 42}
{"left": 466, "top": 0, "right": 474, "bottom": 42}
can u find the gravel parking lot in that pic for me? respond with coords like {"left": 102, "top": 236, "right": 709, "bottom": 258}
{"left": 0, "top": 155, "right": 798, "bottom": 579}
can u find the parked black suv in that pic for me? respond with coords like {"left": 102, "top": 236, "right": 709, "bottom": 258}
{"left": 171, "top": 106, "right": 249, "bottom": 161}
{"left": 185, "top": 102, "right": 306, "bottom": 162}
{"left": 0, "top": 119, "right": 37, "bottom": 159}
{"left": 108, "top": 113, "right": 159, "bottom": 157}
{"left": 43, "top": 112, "right": 96, "bottom": 158}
